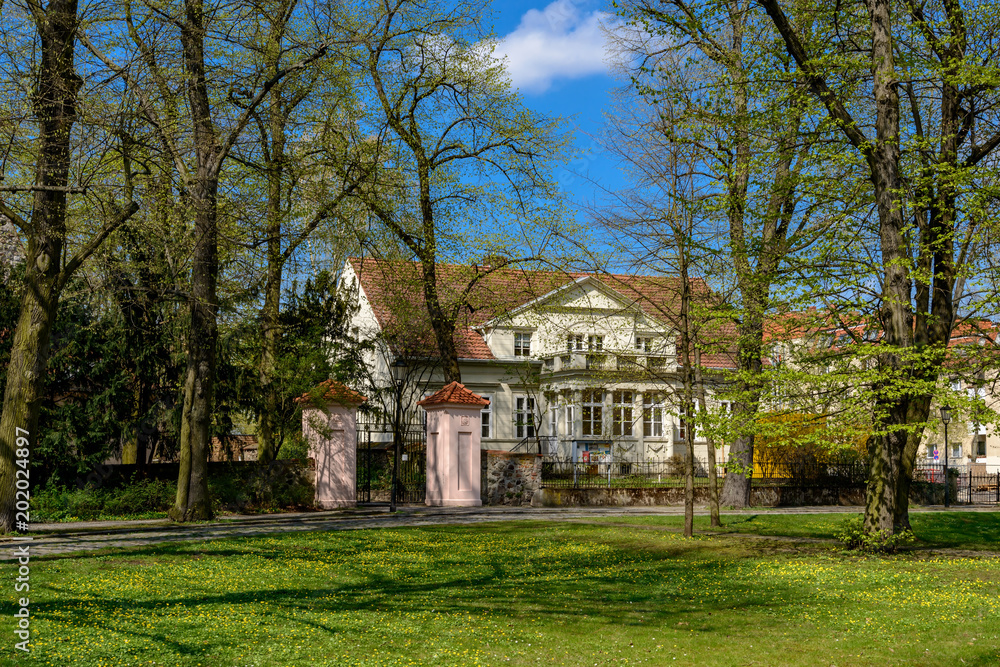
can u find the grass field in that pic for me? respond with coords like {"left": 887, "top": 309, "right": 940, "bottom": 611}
{"left": 591, "top": 510, "right": 1000, "bottom": 550}
{"left": 3, "top": 515, "right": 998, "bottom": 666}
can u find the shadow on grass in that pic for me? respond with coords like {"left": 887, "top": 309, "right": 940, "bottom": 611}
{"left": 5, "top": 522, "right": 997, "bottom": 665}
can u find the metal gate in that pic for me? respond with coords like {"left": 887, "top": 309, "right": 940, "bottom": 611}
{"left": 962, "top": 470, "right": 1000, "bottom": 505}
{"left": 356, "top": 418, "right": 426, "bottom": 504}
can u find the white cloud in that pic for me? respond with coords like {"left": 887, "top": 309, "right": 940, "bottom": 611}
{"left": 494, "top": 0, "right": 616, "bottom": 93}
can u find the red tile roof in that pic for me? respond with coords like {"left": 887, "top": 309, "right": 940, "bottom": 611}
{"left": 417, "top": 381, "right": 490, "bottom": 407}
{"left": 295, "top": 379, "right": 367, "bottom": 407}
{"left": 347, "top": 257, "right": 733, "bottom": 365}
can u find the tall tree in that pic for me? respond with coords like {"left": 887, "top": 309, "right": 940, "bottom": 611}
{"left": 239, "top": 1, "right": 367, "bottom": 463}
{"left": 757, "top": 0, "right": 1000, "bottom": 534}
{"left": 614, "top": 0, "right": 828, "bottom": 508}
{"left": 340, "top": 0, "right": 564, "bottom": 383}
{"left": 87, "top": 0, "right": 333, "bottom": 520}
{"left": 0, "top": 0, "right": 138, "bottom": 531}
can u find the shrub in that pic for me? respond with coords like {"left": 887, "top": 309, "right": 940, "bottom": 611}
{"left": 32, "top": 476, "right": 176, "bottom": 522}
{"left": 209, "top": 463, "right": 314, "bottom": 514}
{"left": 835, "top": 515, "right": 915, "bottom": 553}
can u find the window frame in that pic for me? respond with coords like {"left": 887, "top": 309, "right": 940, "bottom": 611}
{"left": 612, "top": 390, "right": 634, "bottom": 436}
{"left": 582, "top": 390, "right": 603, "bottom": 437}
{"left": 480, "top": 393, "right": 493, "bottom": 439}
{"left": 513, "top": 332, "right": 532, "bottom": 357}
{"left": 514, "top": 394, "right": 536, "bottom": 439}
{"left": 643, "top": 393, "right": 663, "bottom": 438}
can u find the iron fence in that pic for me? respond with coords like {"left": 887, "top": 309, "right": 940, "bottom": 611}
{"left": 540, "top": 457, "right": 867, "bottom": 489}
{"left": 541, "top": 459, "right": 717, "bottom": 489}
{"left": 963, "top": 471, "right": 1000, "bottom": 504}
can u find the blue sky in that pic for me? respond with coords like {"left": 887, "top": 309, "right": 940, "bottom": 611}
{"left": 490, "top": 0, "right": 627, "bottom": 211}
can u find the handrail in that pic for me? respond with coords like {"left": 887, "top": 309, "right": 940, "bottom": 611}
{"left": 511, "top": 435, "right": 557, "bottom": 455}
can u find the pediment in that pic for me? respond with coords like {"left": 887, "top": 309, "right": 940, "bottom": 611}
{"left": 478, "top": 276, "right": 648, "bottom": 329}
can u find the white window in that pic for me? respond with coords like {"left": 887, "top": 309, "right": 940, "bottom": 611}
{"left": 612, "top": 391, "right": 634, "bottom": 436}
{"left": 514, "top": 395, "right": 535, "bottom": 439}
{"left": 514, "top": 332, "right": 532, "bottom": 357}
{"left": 565, "top": 404, "right": 575, "bottom": 438}
{"left": 643, "top": 393, "right": 663, "bottom": 437}
{"left": 588, "top": 335, "right": 604, "bottom": 351}
{"left": 548, "top": 404, "right": 557, "bottom": 436}
{"left": 950, "top": 378, "right": 962, "bottom": 392}
{"left": 636, "top": 336, "right": 654, "bottom": 352}
{"left": 950, "top": 442, "right": 962, "bottom": 458}
{"left": 677, "top": 405, "right": 693, "bottom": 442}
{"left": 582, "top": 390, "right": 603, "bottom": 437}
{"left": 567, "top": 334, "right": 584, "bottom": 352}
{"left": 480, "top": 394, "right": 492, "bottom": 439}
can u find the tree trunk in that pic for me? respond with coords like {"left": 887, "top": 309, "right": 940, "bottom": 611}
{"left": 676, "top": 233, "right": 695, "bottom": 538}
{"left": 719, "top": 298, "right": 764, "bottom": 508}
{"left": 257, "top": 147, "right": 284, "bottom": 463}
{"left": 256, "top": 10, "right": 296, "bottom": 465}
{"left": 170, "top": 0, "right": 218, "bottom": 522}
{"left": 170, "top": 176, "right": 217, "bottom": 521}
{"left": 419, "top": 256, "right": 461, "bottom": 384}
{"left": 0, "top": 0, "right": 80, "bottom": 532}
{"left": 862, "top": 0, "right": 909, "bottom": 536}
{"left": 695, "top": 349, "right": 721, "bottom": 527}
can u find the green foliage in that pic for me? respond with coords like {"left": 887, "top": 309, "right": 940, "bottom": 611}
{"left": 215, "top": 270, "right": 371, "bottom": 457}
{"left": 834, "top": 515, "right": 916, "bottom": 554}
{"left": 208, "top": 464, "right": 314, "bottom": 514}
{"left": 0, "top": 262, "right": 23, "bottom": 399}
{"left": 32, "top": 477, "right": 175, "bottom": 522}
{"left": 35, "top": 284, "right": 148, "bottom": 471}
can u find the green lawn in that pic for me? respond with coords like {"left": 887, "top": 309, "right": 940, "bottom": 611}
{"left": 4, "top": 519, "right": 999, "bottom": 666}
{"left": 592, "top": 511, "right": 1000, "bottom": 550}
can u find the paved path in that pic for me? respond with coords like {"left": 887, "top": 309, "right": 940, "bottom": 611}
{"left": 1, "top": 504, "right": 994, "bottom": 558}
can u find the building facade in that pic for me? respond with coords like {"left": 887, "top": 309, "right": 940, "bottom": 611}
{"left": 340, "top": 258, "right": 733, "bottom": 467}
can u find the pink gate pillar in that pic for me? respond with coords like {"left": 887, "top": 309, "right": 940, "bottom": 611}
{"left": 297, "top": 380, "right": 366, "bottom": 509}
{"left": 418, "top": 382, "right": 488, "bottom": 507}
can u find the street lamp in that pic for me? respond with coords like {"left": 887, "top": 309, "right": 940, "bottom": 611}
{"left": 389, "top": 357, "right": 408, "bottom": 513}
{"left": 940, "top": 405, "right": 951, "bottom": 508}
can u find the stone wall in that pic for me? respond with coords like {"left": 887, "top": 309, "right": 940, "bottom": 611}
{"left": 481, "top": 451, "right": 541, "bottom": 506}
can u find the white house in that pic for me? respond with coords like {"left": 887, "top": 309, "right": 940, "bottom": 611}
{"left": 339, "top": 257, "right": 734, "bottom": 466}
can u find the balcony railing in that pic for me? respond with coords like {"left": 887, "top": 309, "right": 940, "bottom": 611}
{"left": 539, "top": 352, "right": 672, "bottom": 374}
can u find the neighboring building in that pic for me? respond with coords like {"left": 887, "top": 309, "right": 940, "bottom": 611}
{"left": 340, "top": 257, "right": 735, "bottom": 466}
{"left": 772, "top": 314, "right": 1000, "bottom": 473}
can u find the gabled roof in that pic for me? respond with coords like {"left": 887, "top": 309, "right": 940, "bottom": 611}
{"left": 295, "top": 379, "right": 367, "bottom": 407}
{"left": 476, "top": 274, "right": 647, "bottom": 328}
{"left": 346, "top": 257, "right": 724, "bottom": 362}
{"left": 417, "top": 381, "right": 490, "bottom": 407}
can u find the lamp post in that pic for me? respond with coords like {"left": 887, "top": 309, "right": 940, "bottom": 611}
{"left": 389, "top": 357, "right": 407, "bottom": 513}
{"left": 940, "top": 405, "right": 951, "bottom": 508}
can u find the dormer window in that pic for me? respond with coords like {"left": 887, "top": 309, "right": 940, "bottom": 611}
{"left": 588, "top": 335, "right": 603, "bottom": 351}
{"left": 567, "top": 334, "right": 585, "bottom": 352}
{"left": 514, "top": 332, "right": 532, "bottom": 357}
{"left": 635, "top": 336, "right": 654, "bottom": 352}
